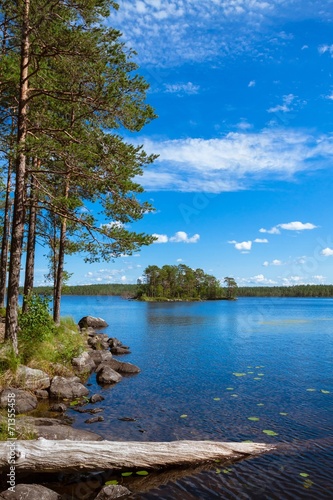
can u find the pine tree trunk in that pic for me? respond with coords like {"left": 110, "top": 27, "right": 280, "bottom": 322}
{"left": 22, "top": 162, "right": 39, "bottom": 312}
{"left": 0, "top": 158, "right": 12, "bottom": 309}
{"left": 53, "top": 178, "right": 69, "bottom": 325}
{"left": 5, "top": 0, "right": 30, "bottom": 354}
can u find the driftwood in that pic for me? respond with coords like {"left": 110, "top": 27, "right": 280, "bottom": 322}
{"left": 0, "top": 439, "right": 275, "bottom": 474}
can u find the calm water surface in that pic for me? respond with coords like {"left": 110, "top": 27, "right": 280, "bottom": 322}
{"left": 59, "top": 296, "right": 333, "bottom": 499}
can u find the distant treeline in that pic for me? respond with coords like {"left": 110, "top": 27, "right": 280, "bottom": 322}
{"left": 237, "top": 285, "right": 333, "bottom": 297}
{"left": 24, "top": 283, "right": 333, "bottom": 298}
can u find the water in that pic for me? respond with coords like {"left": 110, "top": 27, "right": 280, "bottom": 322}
{"left": 59, "top": 296, "right": 333, "bottom": 499}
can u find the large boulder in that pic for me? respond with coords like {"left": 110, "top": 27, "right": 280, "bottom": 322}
{"left": 49, "top": 376, "right": 89, "bottom": 399}
{"left": 0, "top": 484, "right": 61, "bottom": 499}
{"left": 71, "top": 352, "right": 96, "bottom": 373}
{"left": 94, "top": 485, "right": 131, "bottom": 499}
{"left": 0, "top": 388, "right": 37, "bottom": 414}
{"left": 16, "top": 365, "right": 50, "bottom": 390}
{"left": 106, "top": 359, "right": 140, "bottom": 375}
{"left": 88, "top": 350, "right": 113, "bottom": 367}
{"left": 78, "top": 316, "right": 108, "bottom": 329}
{"left": 96, "top": 364, "right": 122, "bottom": 385}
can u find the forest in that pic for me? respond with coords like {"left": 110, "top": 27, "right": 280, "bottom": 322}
{"left": 0, "top": 0, "right": 156, "bottom": 355}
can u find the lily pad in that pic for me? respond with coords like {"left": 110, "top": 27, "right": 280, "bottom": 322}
{"left": 300, "top": 473, "right": 309, "bottom": 478}
{"left": 306, "top": 388, "right": 316, "bottom": 392}
{"left": 121, "top": 472, "right": 133, "bottom": 477}
{"left": 226, "top": 387, "right": 234, "bottom": 391}
{"left": 105, "top": 480, "right": 118, "bottom": 485}
{"left": 233, "top": 372, "right": 246, "bottom": 377}
{"left": 231, "top": 394, "right": 238, "bottom": 397}
{"left": 213, "top": 398, "right": 221, "bottom": 401}
{"left": 247, "top": 371, "right": 254, "bottom": 374}
{"left": 263, "top": 429, "right": 279, "bottom": 436}
{"left": 253, "top": 377, "right": 262, "bottom": 380}
{"left": 303, "top": 479, "right": 314, "bottom": 489}
{"left": 257, "top": 403, "right": 264, "bottom": 406}
{"left": 180, "top": 414, "right": 188, "bottom": 418}
{"left": 320, "top": 390, "right": 330, "bottom": 394}
{"left": 257, "top": 373, "right": 264, "bottom": 376}
{"left": 136, "top": 471, "right": 149, "bottom": 476}
{"left": 248, "top": 417, "right": 260, "bottom": 421}
{"left": 223, "top": 468, "right": 232, "bottom": 474}
{"left": 216, "top": 468, "right": 221, "bottom": 474}
{"left": 280, "top": 412, "right": 288, "bottom": 416}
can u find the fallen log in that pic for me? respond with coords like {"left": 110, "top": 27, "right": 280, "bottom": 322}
{"left": 0, "top": 439, "right": 275, "bottom": 474}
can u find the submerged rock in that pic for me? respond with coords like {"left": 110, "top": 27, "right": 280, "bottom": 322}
{"left": 0, "top": 388, "right": 37, "bottom": 414}
{"left": 94, "top": 485, "right": 131, "bottom": 499}
{"left": 14, "top": 417, "right": 103, "bottom": 440}
{"left": 78, "top": 316, "right": 108, "bottom": 329}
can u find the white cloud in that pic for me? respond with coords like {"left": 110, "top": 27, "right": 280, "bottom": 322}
{"left": 169, "top": 231, "right": 200, "bottom": 243}
{"left": 137, "top": 129, "right": 333, "bottom": 193}
{"left": 278, "top": 221, "right": 317, "bottom": 231}
{"left": 152, "top": 233, "right": 169, "bottom": 243}
{"left": 259, "top": 226, "right": 281, "bottom": 234}
{"left": 164, "top": 82, "right": 200, "bottom": 95}
{"left": 326, "top": 92, "right": 333, "bottom": 101}
{"left": 109, "top": 1, "right": 332, "bottom": 67}
{"left": 318, "top": 44, "right": 333, "bottom": 56}
{"left": 100, "top": 221, "right": 124, "bottom": 230}
{"left": 248, "top": 80, "right": 256, "bottom": 87}
{"left": 260, "top": 221, "right": 317, "bottom": 234}
{"left": 321, "top": 247, "right": 333, "bottom": 256}
{"left": 229, "top": 240, "right": 252, "bottom": 251}
{"left": 267, "top": 93, "right": 296, "bottom": 113}
{"left": 240, "top": 274, "right": 277, "bottom": 285}
{"left": 263, "top": 259, "right": 283, "bottom": 266}
{"left": 153, "top": 231, "right": 200, "bottom": 244}
{"left": 254, "top": 238, "right": 268, "bottom": 243}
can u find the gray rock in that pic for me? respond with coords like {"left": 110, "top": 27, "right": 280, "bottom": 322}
{"left": 90, "top": 394, "right": 105, "bottom": 404}
{"left": 14, "top": 417, "right": 103, "bottom": 441}
{"left": 0, "top": 388, "right": 37, "bottom": 414}
{"left": 49, "top": 376, "right": 89, "bottom": 399}
{"left": 0, "top": 484, "right": 61, "bottom": 499}
{"left": 49, "top": 403, "right": 67, "bottom": 412}
{"left": 35, "top": 389, "right": 49, "bottom": 399}
{"left": 84, "top": 415, "right": 104, "bottom": 424}
{"left": 96, "top": 364, "right": 122, "bottom": 384}
{"left": 78, "top": 316, "right": 108, "bottom": 329}
{"left": 108, "top": 338, "right": 124, "bottom": 348}
{"left": 72, "top": 351, "right": 96, "bottom": 373}
{"left": 107, "top": 359, "right": 140, "bottom": 374}
{"left": 94, "top": 485, "right": 131, "bottom": 499}
{"left": 16, "top": 365, "right": 50, "bottom": 390}
{"left": 88, "top": 350, "right": 112, "bottom": 366}
{"left": 88, "top": 335, "right": 110, "bottom": 350}
{"left": 110, "top": 347, "right": 131, "bottom": 355}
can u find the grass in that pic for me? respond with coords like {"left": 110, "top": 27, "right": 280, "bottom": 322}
{"left": 0, "top": 314, "right": 87, "bottom": 389}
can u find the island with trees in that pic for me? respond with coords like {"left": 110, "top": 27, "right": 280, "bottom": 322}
{"left": 136, "top": 264, "right": 237, "bottom": 301}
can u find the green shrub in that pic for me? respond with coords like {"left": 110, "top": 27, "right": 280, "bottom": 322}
{"left": 18, "top": 293, "right": 54, "bottom": 344}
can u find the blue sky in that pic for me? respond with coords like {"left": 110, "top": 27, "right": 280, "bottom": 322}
{"left": 36, "top": 0, "right": 333, "bottom": 286}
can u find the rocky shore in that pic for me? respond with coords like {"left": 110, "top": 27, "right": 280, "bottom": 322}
{"left": 0, "top": 315, "right": 140, "bottom": 499}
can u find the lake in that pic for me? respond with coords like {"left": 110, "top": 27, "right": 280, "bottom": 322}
{"left": 59, "top": 296, "right": 333, "bottom": 499}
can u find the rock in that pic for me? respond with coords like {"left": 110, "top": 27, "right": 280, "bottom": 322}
{"left": 107, "top": 359, "right": 140, "bottom": 374}
{"left": 78, "top": 316, "right": 108, "bottom": 329}
{"left": 49, "top": 403, "right": 67, "bottom": 412}
{"left": 88, "top": 335, "right": 110, "bottom": 350}
{"left": 110, "top": 347, "right": 131, "bottom": 355}
{"left": 16, "top": 365, "right": 50, "bottom": 390}
{"left": 90, "top": 394, "right": 105, "bottom": 404}
{"left": 94, "top": 485, "right": 131, "bottom": 499}
{"left": 108, "top": 338, "right": 123, "bottom": 348}
{"left": 72, "top": 351, "right": 96, "bottom": 373}
{"left": 35, "top": 389, "right": 49, "bottom": 399}
{"left": 88, "top": 351, "right": 112, "bottom": 366}
{"left": 49, "top": 376, "right": 89, "bottom": 400}
{"left": 0, "top": 484, "right": 61, "bottom": 499}
{"left": 85, "top": 416, "right": 104, "bottom": 424}
{"left": 13, "top": 417, "right": 103, "bottom": 440}
{"left": 0, "top": 388, "right": 37, "bottom": 414}
{"left": 96, "top": 364, "right": 122, "bottom": 385}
